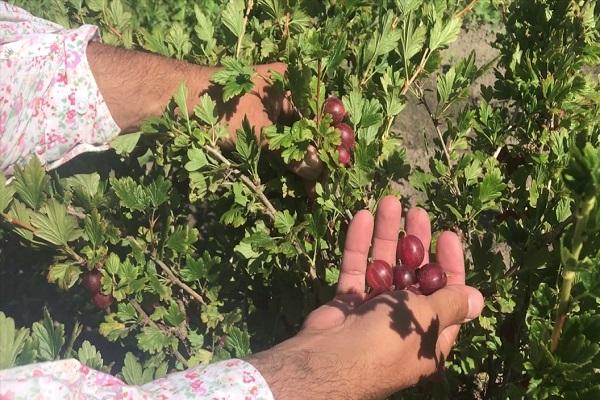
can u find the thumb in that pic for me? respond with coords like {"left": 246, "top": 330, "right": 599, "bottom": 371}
{"left": 426, "top": 285, "right": 484, "bottom": 330}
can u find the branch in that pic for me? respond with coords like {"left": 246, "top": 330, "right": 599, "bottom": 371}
{"left": 401, "top": 49, "right": 430, "bottom": 96}
{"left": 153, "top": 257, "right": 206, "bottom": 305}
{"left": 456, "top": 0, "right": 480, "bottom": 19}
{"left": 421, "top": 96, "right": 462, "bottom": 196}
{"left": 203, "top": 145, "right": 277, "bottom": 217}
{"left": 131, "top": 300, "right": 189, "bottom": 367}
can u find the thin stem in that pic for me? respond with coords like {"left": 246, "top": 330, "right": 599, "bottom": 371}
{"left": 153, "top": 257, "right": 206, "bottom": 305}
{"left": 203, "top": 145, "right": 277, "bottom": 217}
{"left": 456, "top": 0, "right": 480, "bottom": 18}
{"left": 421, "top": 96, "right": 461, "bottom": 196}
{"left": 236, "top": 0, "right": 254, "bottom": 59}
{"left": 550, "top": 195, "right": 596, "bottom": 352}
{"left": 401, "top": 49, "right": 430, "bottom": 96}
{"left": 131, "top": 300, "right": 189, "bottom": 367}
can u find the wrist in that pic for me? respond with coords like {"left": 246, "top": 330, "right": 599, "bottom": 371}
{"left": 245, "top": 335, "right": 362, "bottom": 400}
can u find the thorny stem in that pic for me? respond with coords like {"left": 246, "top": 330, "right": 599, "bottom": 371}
{"left": 131, "top": 300, "right": 189, "bottom": 367}
{"left": 153, "top": 257, "right": 207, "bottom": 305}
{"left": 401, "top": 49, "right": 430, "bottom": 96}
{"left": 550, "top": 194, "right": 596, "bottom": 352}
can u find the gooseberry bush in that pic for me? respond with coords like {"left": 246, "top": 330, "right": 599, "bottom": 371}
{"left": 1, "top": 0, "right": 600, "bottom": 398}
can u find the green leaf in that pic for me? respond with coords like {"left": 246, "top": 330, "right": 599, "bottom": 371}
{"left": 0, "top": 174, "right": 15, "bottom": 212}
{"left": 0, "top": 312, "right": 30, "bottom": 369}
{"left": 111, "top": 133, "right": 141, "bottom": 155}
{"left": 136, "top": 326, "right": 177, "bottom": 354}
{"left": 194, "top": 94, "right": 218, "bottom": 126}
{"left": 164, "top": 302, "right": 185, "bottom": 327}
{"left": 274, "top": 210, "right": 296, "bottom": 235}
{"left": 185, "top": 147, "right": 209, "bottom": 172}
{"left": 13, "top": 157, "right": 48, "bottom": 210}
{"left": 121, "top": 352, "right": 146, "bottom": 385}
{"left": 77, "top": 341, "right": 104, "bottom": 370}
{"left": 47, "top": 263, "right": 81, "bottom": 290}
{"left": 30, "top": 199, "right": 82, "bottom": 246}
{"left": 212, "top": 57, "right": 254, "bottom": 101}
{"left": 225, "top": 327, "right": 251, "bottom": 358}
{"left": 174, "top": 82, "right": 190, "bottom": 122}
{"left": 222, "top": 0, "right": 245, "bottom": 38}
{"left": 31, "top": 309, "right": 65, "bottom": 361}
{"left": 165, "top": 226, "right": 199, "bottom": 253}
{"left": 429, "top": 16, "right": 461, "bottom": 52}
{"left": 146, "top": 177, "right": 171, "bottom": 208}
{"left": 111, "top": 177, "right": 149, "bottom": 211}
{"left": 476, "top": 169, "right": 506, "bottom": 209}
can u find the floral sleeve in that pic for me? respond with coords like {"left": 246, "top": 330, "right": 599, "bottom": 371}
{"left": 0, "top": 1, "right": 121, "bottom": 176}
{"left": 0, "top": 359, "right": 274, "bottom": 400}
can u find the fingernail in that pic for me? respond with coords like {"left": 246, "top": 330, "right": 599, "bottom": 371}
{"left": 464, "top": 289, "right": 484, "bottom": 323}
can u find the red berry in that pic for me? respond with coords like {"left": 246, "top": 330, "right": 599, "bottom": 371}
{"left": 366, "top": 260, "right": 393, "bottom": 294}
{"left": 338, "top": 146, "right": 351, "bottom": 166}
{"left": 92, "top": 292, "right": 113, "bottom": 310}
{"left": 393, "top": 265, "right": 417, "bottom": 290}
{"left": 396, "top": 234, "right": 425, "bottom": 269}
{"left": 323, "top": 96, "right": 346, "bottom": 124}
{"left": 417, "top": 263, "right": 447, "bottom": 295}
{"left": 82, "top": 270, "right": 102, "bottom": 294}
{"left": 335, "top": 123, "right": 355, "bottom": 149}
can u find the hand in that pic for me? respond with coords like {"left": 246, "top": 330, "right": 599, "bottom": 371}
{"left": 247, "top": 196, "right": 484, "bottom": 400}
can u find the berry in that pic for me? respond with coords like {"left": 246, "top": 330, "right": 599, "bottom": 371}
{"left": 82, "top": 270, "right": 102, "bottom": 294}
{"left": 92, "top": 292, "right": 113, "bottom": 310}
{"left": 393, "top": 265, "right": 417, "bottom": 290}
{"left": 335, "top": 123, "right": 355, "bottom": 150}
{"left": 396, "top": 234, "right": 425, "bottom": 269}
{"left": 338, "top": 146, "right": 351, "bottom": 166}
{"left": 323, "top": 96, "right": 346, "bottom": 124}
{"left": 366, "top": 259, "right": 393, "bottom": 294}
{"left": 417, "top": 263, "right": 447, "bottom": 295}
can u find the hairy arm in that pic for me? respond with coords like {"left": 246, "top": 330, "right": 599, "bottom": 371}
{"left": 86, "top": 42, "right": 287, "bottom": 144}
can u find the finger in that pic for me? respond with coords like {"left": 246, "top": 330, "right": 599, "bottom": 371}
{"left": 404, "top": 207, "right": 432, "bottom": 266}
{"left": 371, "top": 196, "right": 402, "bottom": 266}
{"left": 436, "top": 231, "right": 465, "bottom": 285}
{"left": 337, "top": 210, "right": 374, "bottom": 296}
{"left": 427, "top": 285, "right": 484, "bottom": 331}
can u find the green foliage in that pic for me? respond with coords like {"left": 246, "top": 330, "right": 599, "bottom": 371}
{"left": 2, "top": 0, "right": 600, "bottom": 398}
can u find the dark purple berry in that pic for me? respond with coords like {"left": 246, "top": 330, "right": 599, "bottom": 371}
{"left": 82, "top": 270, "right": 102, "bottom": 294}
{"left": 366, "top": 260, "right": 393, "bottom": 294}
{"left": 324, "top": 97, "right": 346, "bottom": 124}
{"left": 417, "top": 263, "right": 447, "bottom": 295}
{"left": 336, "top": 123, "right": 356, "bottom": 150}
{"left": 397, "top": 234, "right": 425, "bottom": 269}
{"left": 393, "top": 265, "right": 417, "bottom": 290}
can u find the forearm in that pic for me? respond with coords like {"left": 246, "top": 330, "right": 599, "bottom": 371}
{"left": 246, "top": 337, "right": 368, "bottom": 400}
{"left": 86, "top": 42, "right": 216, "bottom": 132}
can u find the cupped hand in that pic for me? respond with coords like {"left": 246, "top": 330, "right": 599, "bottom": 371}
{"left": 249, "top": 196, "right": 484, "bottom": 400}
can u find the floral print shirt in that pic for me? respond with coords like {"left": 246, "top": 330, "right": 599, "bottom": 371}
{"left": 0, "top": 1, "right": 121, "bottom": 176}
{"left": 0, "top": 359, "right": 273, "bottom": 400}
{"left": 0, "top": 3, "right": 273, "bottom": 399}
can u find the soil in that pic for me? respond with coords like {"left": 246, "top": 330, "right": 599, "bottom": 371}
{"left": 394, "top": 25, "right": 499, "bottom": 207}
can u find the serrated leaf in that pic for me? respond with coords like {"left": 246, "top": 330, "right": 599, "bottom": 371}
{"left": 111, "top": 177, "right": 149, "bottom": 211}
{"left": 222, "top": 0, "right": 245, "bottom": 38}
{"left": 13, "top": 157, "right": 48, "bottom": 210}
{"left": 225, "top": 327, "right": 251, "bottom": 358}
{"left": 31, "top": 309, "right": 65, "bottom": 361}
{"left": 30, "top": 199, "right": 82, "bottom": 246}
{"left": 121, "top": 352, "right": 145, "bottom": 385}
{"left": 77, "top": 341, "right": 104, "bottom": 370}
{"left": 0, "top": 312, "right": 30, "bottom": 369}
{"left": 146, "top": 177, "right": 171, "bottom": 208}
{"left": 47, "top": 263, "right": 81, "bottom": 290}
{"left": 166, "top": 226, "right": 199, "bottom": 253}
{"left": 136, "top": 326, "right": 177, "bottom": 354}
{"left": 429, "top": 16, "right": 461, "bottom": 52}
{"left": 212, "top": 57, "right": 255, "bottom": 101}
{"left": 274, "top": 210, "right": 295, "bottom": 235}
{"left": 194, "top": 94, "right": 218, "bottom": 126}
